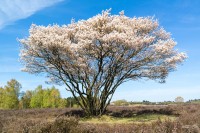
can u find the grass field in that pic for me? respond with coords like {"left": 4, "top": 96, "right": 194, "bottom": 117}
{"left": 0, "top": 104, "right": 200, "bottom": 132}
{"left": 80, "top": 114, "right": 176, "bottom": 124}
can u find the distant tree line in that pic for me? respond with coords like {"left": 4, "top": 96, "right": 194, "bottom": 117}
{"left": 187, "top": 99, "right": 200, "bottom": 103}
{"left": 111, "top": 98, "right": 187, "bottom": 106}
{"left": 0, "top": 79, "right": 79, "bottom": 109}
{"left": 0, "top": 79, "right": 195, "bottom": 109}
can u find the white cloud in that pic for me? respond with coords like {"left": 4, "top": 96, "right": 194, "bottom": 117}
{"left": 0, "top": 0, "right": 63, "bottom": 29}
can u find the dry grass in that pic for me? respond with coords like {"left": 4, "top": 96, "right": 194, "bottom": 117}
{"left": 0, "top": 104, "right": 200, "bottom": 132}
{"left": 80, "top": 114, "right": 176, "bottom": 124}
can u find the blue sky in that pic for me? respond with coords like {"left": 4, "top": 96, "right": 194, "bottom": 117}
{"left": 0, "top": 0, "right": 199, "bottom": 102}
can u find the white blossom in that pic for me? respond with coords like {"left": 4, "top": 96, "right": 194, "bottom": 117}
{"left": 19, "top": 10, "right": 186, "bottom": 115}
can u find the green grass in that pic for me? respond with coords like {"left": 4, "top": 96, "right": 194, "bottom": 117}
{"left": 80, "top": 114, "right": 177, "bottom": 124}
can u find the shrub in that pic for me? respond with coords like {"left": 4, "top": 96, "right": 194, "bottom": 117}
{"left": 29, "top": 117, "right": 79, "bottom": 133}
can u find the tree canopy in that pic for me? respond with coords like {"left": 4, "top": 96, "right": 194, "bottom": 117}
{"left": 0, "top": 79, "right": 21, "bottom": 109}
{"left": 175, "top": 96, "right": 184, "bottom": 103}
{"left": 0, "top": 79, "right": 68, "bottom": 109}
{"left": 19, "top": 10, "right": 186, "bottom": 116}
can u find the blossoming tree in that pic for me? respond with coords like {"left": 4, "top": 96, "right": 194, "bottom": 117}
{"left": 19, "top": 10, "right": 186, "bottom": 116}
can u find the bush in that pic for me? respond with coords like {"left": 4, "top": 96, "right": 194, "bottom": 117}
{"left": 28, "top": 117, "right": 79, "bottom": 133}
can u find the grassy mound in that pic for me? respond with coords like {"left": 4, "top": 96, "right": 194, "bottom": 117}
{"left": 80, "top": 114, "right": 176, "bottom": 124}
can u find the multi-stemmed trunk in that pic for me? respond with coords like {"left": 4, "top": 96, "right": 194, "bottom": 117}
{"left": 66, "top": 85, "right": 117, "bottom": 116}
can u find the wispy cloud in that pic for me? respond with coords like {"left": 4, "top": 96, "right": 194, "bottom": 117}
{"left": 0, "top": 0, "right": 63, "bottom": 29}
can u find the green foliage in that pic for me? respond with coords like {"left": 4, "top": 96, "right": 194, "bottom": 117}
{"left": 3, "top": 87, "right": 19, "bottom": 109}
{"left": 42, "top": 86, "right": 61, "bottom": 108}
{"left": 43, "top": 88, "right": 51, "bottom": 108}
{"left": 58, "top": 98, "right": 68, "bottom": 108}
{"left": 0, "top": 79, "right": 21, "bottom": 109}
{"left": 66, "top": 97, "right": 79, "bottom": 108}
{"left": 30, "top": 85, "right": 44, "bottom": 108}
{"left": 21, "top": 90, "right": 33, "bottom": 109}
{"left": 30, "top": 86, "right": 62, "bottom": 108}
{"left": 49, "top": 86, "right": 61, "bottom": 108}
{"left": 187, "top": 99, "right": 200, "bottom": 103}
{"left": 0, "top": 79, "right": 78, "bottom": 109}
{"left": 6, "top": 79, "right": 21, "bottom": 98}
{"left": 112, "top": 99, "right": 129, "bottom": 106}
{"left": 0, "top": 87, "right": 4, "bottom": 108}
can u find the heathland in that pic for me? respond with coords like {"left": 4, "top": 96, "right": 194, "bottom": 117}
{"left": 1, "top": 103, "right": 200, "bottom": 133}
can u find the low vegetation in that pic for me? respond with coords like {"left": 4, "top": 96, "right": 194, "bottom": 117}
{"left": 1, "top": 104, "right": 200, "bottom": 132}
{"left": 80, "top": 114, "right": 176, "bottom": 124}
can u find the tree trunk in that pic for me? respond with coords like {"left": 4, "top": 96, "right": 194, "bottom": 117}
{"left": 75, "top": 94, "right": 108, "bottom": 116}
